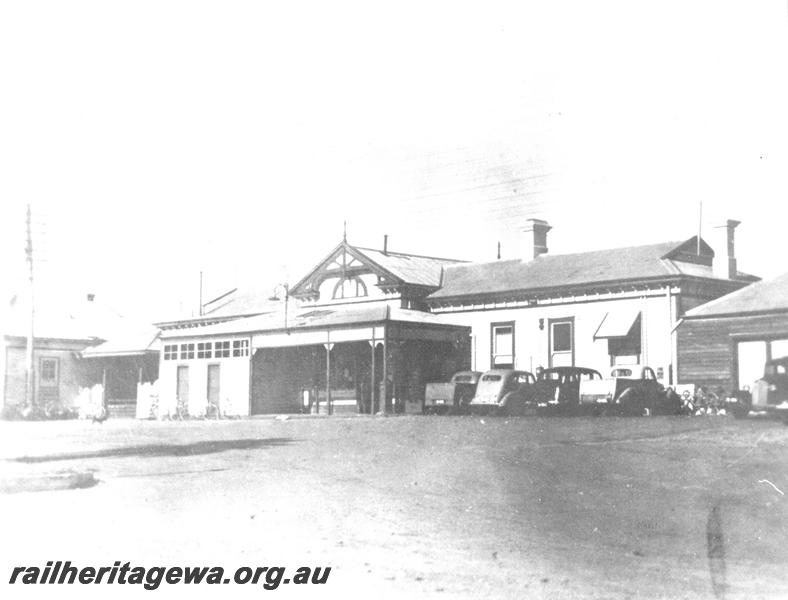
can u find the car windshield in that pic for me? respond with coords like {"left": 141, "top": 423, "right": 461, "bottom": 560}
{"left": 481, "top": 374, "right": 502, "bottom": 382}
{"left": 612, "top": 368, "right": 633, "bottom": 377}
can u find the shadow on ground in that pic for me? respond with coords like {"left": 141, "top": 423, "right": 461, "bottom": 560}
{"left": 1, "top": 470, "right": 99, "bottom": 494}
{"left": 7, "top": 437, "right": 294, "bottom": 463}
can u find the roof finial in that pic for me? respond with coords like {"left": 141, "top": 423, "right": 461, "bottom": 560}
{"left": 343, "top": 220, "right": 347, "bottom": 242}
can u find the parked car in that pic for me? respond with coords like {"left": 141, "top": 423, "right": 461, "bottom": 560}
{"left": 578, "top": 365, "right": 681, "bottom": 416}
{"left": 423, "top": 371, "right": 482, "bottom": 414}
{"left": 468, "top": 369, "right": 537, "bottom": 416}
{"left": 526, "top": 367, "right": 603, "bottom": 414}
{"left": 725, "top": 356, "right": 788, "bottom": 422}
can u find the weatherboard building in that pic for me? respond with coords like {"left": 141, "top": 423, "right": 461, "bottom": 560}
{"left": 151, "top": 218, "right": 754, "bottom": 418}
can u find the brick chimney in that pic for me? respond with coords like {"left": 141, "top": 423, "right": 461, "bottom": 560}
{"left": 523, "top": 218, "right": 551, "bottom": 260}
{"left": 712, "top": 219, "right": 740, "bottom": 280}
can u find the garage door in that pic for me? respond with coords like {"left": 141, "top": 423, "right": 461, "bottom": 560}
{"left": 736, "top": 339, "right": 788, "bottom": 390}
{"left": 737, "top": 342, "right": 767, "bottom": 391}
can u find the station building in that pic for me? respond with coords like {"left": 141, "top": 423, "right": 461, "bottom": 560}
{"left": 152, "top": 218, "right": 755, "bottom": 417}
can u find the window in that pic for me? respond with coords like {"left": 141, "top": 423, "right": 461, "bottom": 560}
{"left": 164, "top": 345, "right": 178, "bottom": 360}
{"left": 180, "top": 343, "right": 195, "bottom": 360}
{"left": 40, "top": 358, "right": 58, "bottom": 383}
{"left": 549, "top": 318, "right": 574, "bottom": 367}
{"left": 605, "top": 314, "right": 642, "bottom": 366}
{"left": 197, "top": 342, "right": 212, "bottom": 359}
{"left": 770, "top": 339, "right": 788, "bottom": 360}
{"left": 214, "top": 341, "right": 231, "bottom": 358}
{"left": 332, "top": 276, "right": 368, "bottom": 299}
{"left": 232, "top": 340, "right": 249, "bottom": 357}
{"left": 491, "top": 322, "right": 515, "bottom": 369}
{"left": 612, "top": 368, "right": 633, "bottom": 377}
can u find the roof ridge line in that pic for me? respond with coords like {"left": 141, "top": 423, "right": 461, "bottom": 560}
{"left": 352, "top": 245, "right": 467, "bottom": 263}
{"left": 439, "top": 240, "right": 687, "bottom": 271}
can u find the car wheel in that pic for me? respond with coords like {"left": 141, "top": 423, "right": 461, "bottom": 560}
{"left": 500, "top": 393, "right": 520, "bottom": 417}
{"left": 616, "top": 388, "right": 638, "bottom": 416}
{"left": 732, "top": 407, "right": 749, "bottom": 420}
{"left": 661, "top": 388, "right": 682, "bottom": 416}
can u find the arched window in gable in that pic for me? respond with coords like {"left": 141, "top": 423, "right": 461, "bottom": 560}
{"left": 332, "top": 276, "right": 368, "bottom": 299}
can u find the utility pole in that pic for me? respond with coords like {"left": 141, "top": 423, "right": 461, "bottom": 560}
{"left": 24, "top": 204, "right": 35, "bottom": 409}
{"left": 199, "top": 271, "right": 203, "bottom": 316}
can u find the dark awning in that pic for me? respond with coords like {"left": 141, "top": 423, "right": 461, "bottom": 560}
{"left": 594, "top": 309, "right": 640, "bottom": 339}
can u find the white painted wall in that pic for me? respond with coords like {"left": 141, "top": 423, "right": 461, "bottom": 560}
{"left": 435, "top": 290, "right": 676, "bottom": 382}
{"left": 158, "top": 336, "right": 251, "bottom": 417}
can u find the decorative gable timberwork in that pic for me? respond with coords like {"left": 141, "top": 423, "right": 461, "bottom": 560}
{"left": 289, "top": 240, "right": 461, "bottom": 308}
{"left": 289, "top": 242, "right": 401, "bottom": 303}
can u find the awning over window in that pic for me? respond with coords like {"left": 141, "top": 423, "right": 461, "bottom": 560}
{"left": 594, "top": 309, "right": 641, "bottom": 339}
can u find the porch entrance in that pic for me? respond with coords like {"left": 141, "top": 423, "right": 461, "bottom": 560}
{"left": 249, "top": 337, "right": 462, "bottom": 416}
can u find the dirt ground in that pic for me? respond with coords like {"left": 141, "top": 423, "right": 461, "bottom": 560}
{"left": 1, "top": 414, "right": 787, "bottom": 599}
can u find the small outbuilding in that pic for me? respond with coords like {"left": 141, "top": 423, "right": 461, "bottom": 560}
{"left": 677, "top": 271, "right": 788, "bottom": 394}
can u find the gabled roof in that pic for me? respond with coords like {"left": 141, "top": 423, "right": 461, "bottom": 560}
{"left": 352, "top": 246, "right": 463, "bottom": 287}
{"left": 289, "top": 240, "right": 463, "bottom": 298}
{"left": 3, "top": 294, "right": 129, "bottom": 342}
{"left": 428, "top": 238, "right": 752, "bottom": 302}
{"left": 683, "top": 271, "right": 788, "bottom": 318}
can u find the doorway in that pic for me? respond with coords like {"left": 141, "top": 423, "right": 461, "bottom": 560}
{"left": 207, "top": 364, "right": 220, "bottom": 411}
{"left": 176, "top": 365, "right": 190, "bottom": 407}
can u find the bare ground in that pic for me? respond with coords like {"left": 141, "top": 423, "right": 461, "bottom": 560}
{"left": 1, "top": 415, "right": 787, "bottom": 599}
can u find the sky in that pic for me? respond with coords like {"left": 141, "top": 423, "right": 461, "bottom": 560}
{"left": 1, "top": 1, "right": 787, "bottom": 323}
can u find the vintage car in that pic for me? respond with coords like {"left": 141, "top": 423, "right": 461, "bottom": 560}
{"left": 423, "top": 371, "right": 482, "bottom": 414}
{"left": 578, "top": 365, "right": 681, "bottom": 416}
{"left": 467, "top": 369, "right": 537, "bottom": 416}
{"left": 725, "top": 356, "right": 788, "bottom": 422}
{"left": 526, "top": 367, "right": 603, "bottom": 414}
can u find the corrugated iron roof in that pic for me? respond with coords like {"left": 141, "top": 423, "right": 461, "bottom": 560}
{"left": 352, "top": 246, "right": 463, "bottom": 287}
{"left": 3, "top": 294, "right": 134, "bottom": 342}
{"left": 202, "top": 290, "right": 283, "bottom": 319}
{"left": 684, "top": 271, "right": 788, "bottom": 318}
{"left": 428, "top": 239, "right": 745, "bottom": 301}
{"left": 160, "top": 303, "right": 466, "bottom": 339}
{"left": 81, "top": 327, "right": 160, "bottom": 357}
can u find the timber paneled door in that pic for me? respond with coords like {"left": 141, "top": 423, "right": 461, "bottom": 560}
{"left": 207, "top": 364, "right": 220, "bottom": 412}
{"left": 177, "top": 365, "right": 190, "bottom": 407}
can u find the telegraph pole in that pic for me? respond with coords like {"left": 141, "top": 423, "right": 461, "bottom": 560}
{"left": 199, "top": 270, "right": 203, "bottom": 316}
{"left": 24, "top": 204, "right": 35, "bottom": 409}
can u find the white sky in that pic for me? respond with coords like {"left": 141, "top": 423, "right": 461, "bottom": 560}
{"left": 1, "top": 1, "right": 787, "bottom": 322}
